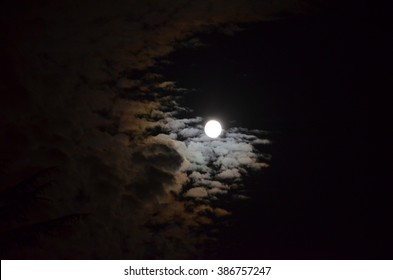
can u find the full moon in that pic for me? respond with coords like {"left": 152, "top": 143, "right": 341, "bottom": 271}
{"left": 204, "top": 120, "right": 222, "bottom": 138}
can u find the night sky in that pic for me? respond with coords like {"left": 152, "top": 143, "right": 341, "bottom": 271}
{"left": 0, "top": 1, "right": 386, "bottom": 259}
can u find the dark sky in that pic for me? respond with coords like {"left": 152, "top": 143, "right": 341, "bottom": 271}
{"left": 0, "top": 1, "right": 387, "bottom": 259}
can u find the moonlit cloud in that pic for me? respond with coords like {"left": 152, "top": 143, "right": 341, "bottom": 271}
{"left": 144, "top": 86, "right": 270, "bottom": 201}
{"left": 184, "top": 187, "right": 209, "bottom": 198}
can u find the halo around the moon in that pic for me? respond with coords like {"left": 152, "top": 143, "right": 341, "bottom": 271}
{"left": 204, "top": 120, "right": 222, "bottom": 138}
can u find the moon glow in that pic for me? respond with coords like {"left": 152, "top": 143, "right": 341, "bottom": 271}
{"left": 204, "top": 120, "right": 222, "bottom": 138}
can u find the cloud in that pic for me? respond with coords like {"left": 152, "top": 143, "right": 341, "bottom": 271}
{"left": 155, "top": 81, "right": 176, "bottom": 89}
{"left": 179, "top": 128, "right": 202, "bottom": 138}
{"left": 252, "top": 138, "right": 271, "bottom": 145}
{"left": 215, "top": 169, "right": 242, "bottom": 180}
{"left": 208, "top": 187, "right": 228, "bottom": 196}
{"left": 214, "top": 208, "right": 231, "bottom": 217}
{"left": 184, "top": 187, "right": 209, "bottom": 198}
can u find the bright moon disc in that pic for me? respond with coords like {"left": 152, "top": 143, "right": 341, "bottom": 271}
{"left": 204, "top": 120, "right": 222, "bottom": 138}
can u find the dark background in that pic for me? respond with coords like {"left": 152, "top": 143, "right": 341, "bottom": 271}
{"left": 162, "top": 15, "right": 387, "bottom": 259}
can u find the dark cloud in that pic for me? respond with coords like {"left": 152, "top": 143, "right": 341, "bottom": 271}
{"left": 129, "top": 143, "right": 184, "bottom": 200}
